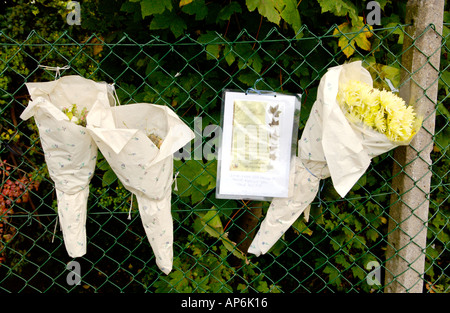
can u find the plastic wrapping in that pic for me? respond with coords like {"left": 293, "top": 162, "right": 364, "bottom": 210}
{"left": 216, "top": 90, "right": 301, "bottom": 200}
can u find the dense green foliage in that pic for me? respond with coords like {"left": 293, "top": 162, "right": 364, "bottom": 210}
{"left": 0, "top": 0, "right": 448, "bottom": 293}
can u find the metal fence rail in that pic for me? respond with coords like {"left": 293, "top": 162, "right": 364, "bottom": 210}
{"left": 0, "top": 23, "right": 448, "bottom": 293}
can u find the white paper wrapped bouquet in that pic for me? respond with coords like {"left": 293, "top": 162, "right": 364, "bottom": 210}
{"left": 21, "top": 75, "right": 194, "bottom": 274}
{"left": 248, "top": 61, "right": 421, "bottom": 257}
{"left": 87, "top": 102, "right": 194, "bottom": 274}
{"left": 20, "top": 75, "right": 115, "bottom": 258}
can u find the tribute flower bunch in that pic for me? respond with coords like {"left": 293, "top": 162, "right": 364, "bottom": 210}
{"left": 62, "top": 104, "right": 88, "bottom": 127}
{"left": 20, "top": 75, "right": 113, "bottom": 259}
{"left": 336, "top": 80, "right": 420, "bottom": 143}
{"left": 248, "top": 61, "right": 421, "bottom": 258}
{"left": 22, "top": 75, "right": 195, "bottom": 274}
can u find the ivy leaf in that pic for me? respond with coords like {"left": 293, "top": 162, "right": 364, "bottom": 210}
{"left": 246, "top": 0, "right": 301, "bottom": 33}
{"left": 181, "top": 0, "right": 208, "bottom": 20}
{"left": 200, "top": 209, "right": 224, "bottom": 238}
{"left": 198, "top": 31, "right": 222, "bottom": 60}
{"left": 217, "top": 2, "right": 242, "bottom": 21}
{"left": 246, "top": 0, "right": 282, "bottom": 25}
{"left": 234, "top": 43, "right": 263, "bottom": 72}
{"left": 280, "top": 0, "right": 301, "bottom": 33}
{"left": 197, "top": 208, "right": 246, "bottom": 260}
{"left": 351, "top": 266, "right": 366, "bottom": 281}
{"left": 179, "top": 0, "right": 193, "bottom": 7}
{"left": 292, "top": 218, "right": 313, "bottom": 236}
{"left": 97, "top": 158, "right": 111, "bottom": 172}
{"left": 221, "top": 233, "right": 246, "bottom": 260}
{"left": 323, "top": 265, "right": 341, "bottom": 285}
{"left": 223, "top": 44, "right": 236, "bottom": 66}
{"left": 333, "top": 17, "right": 373, "bottom": 58}
{"left": 139, "top": 0, "right": 173, "bottom": 18}
{"left": 366, "top": 229, "right": 379, "bottom": 242}
{"left": 316, "top": 0, "right": 359, "bottom": 24}
{"left": 150, "top": 10, "right": 187, "bottom": 38}
{"left": 368, "top": 63, "right": 401, "bottom": 91}
{"left": 102, "top": 169, "right": 117, "bottom": 187}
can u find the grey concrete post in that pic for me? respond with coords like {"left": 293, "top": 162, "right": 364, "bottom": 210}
{"left": 384, "top": 0, "right": 445, "bottom": 293}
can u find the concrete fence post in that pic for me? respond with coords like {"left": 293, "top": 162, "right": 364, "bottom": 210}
{"left": 384, "top": 0, "right": 445, "bottom": 293}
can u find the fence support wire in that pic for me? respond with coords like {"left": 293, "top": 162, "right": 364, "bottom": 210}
{"left": 385, "top": 0, "right": 445, "bottom": 293}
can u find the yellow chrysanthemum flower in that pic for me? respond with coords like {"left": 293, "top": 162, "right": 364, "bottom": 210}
{"left": 337, "top": 80, "right": 419, "bottom": 142}
{"left": 374, "top": 109, "right": 386, "bottom": 133}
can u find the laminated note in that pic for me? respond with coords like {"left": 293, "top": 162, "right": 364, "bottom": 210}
{"left": 216, "top": 90, "right": 300, "bottom": 200}
{"left": 230, "top": 100, "right": 271, "bottom": 172}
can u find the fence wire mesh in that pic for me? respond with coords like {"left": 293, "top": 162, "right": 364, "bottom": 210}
{"left": 0, "top": 23, "right": 448, "bottom": 293}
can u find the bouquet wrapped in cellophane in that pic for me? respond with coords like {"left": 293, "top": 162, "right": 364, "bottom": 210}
{"left": 248, "top": 61, "right": 421, "bottom": 257}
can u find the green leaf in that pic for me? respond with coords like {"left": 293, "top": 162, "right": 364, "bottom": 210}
{"left": 323, "top": 265, "right": 341, "bottom": 285}
{"left": 434, "top": 124, "right": 450, "bottom": 153}
{"left": 336, "top": 254, "right": 350, "bottom": 268}
{"left": 197, "top": 208, "right": 246, "bottom": 260}
{"left": 352, "top": 174, "right": 367, "bottom": 191}
{"left": 385, "top": 21, "right": 404, "bottom": 44}
{"left": 363, "top": 61, "right": 401, "bottom": 91}
{"left": 150, "top": 10, "right": 187, "bottom": 38}
{"left": 174, "top": 160, "right": 216, "bottom": 202}
{"left": 217, "top": 2, "right": 242, "bottom": 21}
{"left": 190, "top": 189, "right": 205, "bottom": 204}
{"left": 245, "top": 0, "right": 301, "bottom": 33}
{"left": 366, "top": 229, "right": 379, "bottom": 242}
{"left": 196, "top": 172, "right": 215, "bottom": 190}
{"left": 221, "top": 233, "right": 246, "bottom": 260}
{"left": 351, "top": 266, "right": 366, "bottom": 280}
{"left": 140, "top": 0, "right": 173, "bottom": 18}
{"left": 233, "top": 43, "right": 263, "bottom": 73}
{"left": 246, "top": 0, "right": 282, "bottom": 25}
{"left": 102, "top": 169, "right": 117, "bottom": 187}
{"left": 181, "top": 0, "right": 208, "bottom": 20}
{"left": 292, "top": 218, "right": 313, "bottom": 236}
{"left": 198, "top": 31, "right": 222, "bottom": 60}
{"left": 200, "top": 209, "right": 224, "bottom": 238}
{"left": 268, "top": 239, "right": 286, "bottom": 257}
{"left": 237, "top": 72, "right": 259, "bottom": 86}
{"left": 439, "top": 71, "right": 450, "bottom": 97}
{"left": 97, "top": 159, "right": 111, "bottom": 172}
{"left": 351, "top": 235, "right": 366, "bottom": 249}
{"left": 223, "top": 45, "right": 236, "bottom": 66}
{"left": 280, "top": 0, "right": 301, "bottom": 33}
{"left": 174, "top": 174, "right": 192, "bottom": 196}
{"left": 317, "top": 0, "right": 359, "bottom": 24}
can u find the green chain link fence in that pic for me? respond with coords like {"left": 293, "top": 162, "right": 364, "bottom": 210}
{"left": 0, "top": 23, "right": 448, "bottom": 293}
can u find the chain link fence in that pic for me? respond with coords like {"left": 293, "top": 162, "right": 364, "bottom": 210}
{"left": 0, "top": 23, "right": 448, "bottom": 293}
